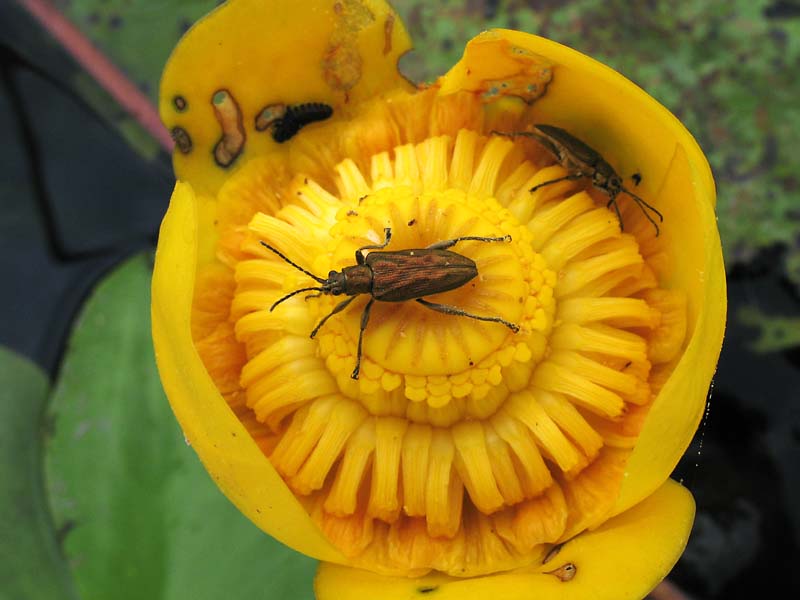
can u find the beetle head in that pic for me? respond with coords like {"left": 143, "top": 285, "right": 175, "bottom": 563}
{"left": 324, "top": 270, "right": 347, "bottom": 295}
{"left": 593, "top": 161, "right": 623, "bottom": 196}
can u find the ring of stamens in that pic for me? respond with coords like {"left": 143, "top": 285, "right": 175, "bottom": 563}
{"left": 196, "top": 126, "right": 687, "bottom": 577}
{"left": 305, "top": 188, "right": 553, "bottom": 412}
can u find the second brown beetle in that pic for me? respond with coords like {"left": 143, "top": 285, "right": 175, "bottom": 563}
{"left": 495, "top": 124, "right": 664, "bottom": 235}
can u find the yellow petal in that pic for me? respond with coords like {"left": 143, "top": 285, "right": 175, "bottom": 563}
{"left": 151, "top": 180, "right": 345, "bottom": 562}
{"left": 315, "top": 479, "right": 695, "bottom": 600}
{"left": 159, "top": 0, "right": 413, "bottom": 195}
{"left": 440, "top": 29, "right": 725, "bottom": 517}
{"left": 614, "top": 144, "right": 725, "bottom": 514}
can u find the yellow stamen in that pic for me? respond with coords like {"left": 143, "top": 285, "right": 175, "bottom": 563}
{"left": 541, "top": 208, "right": 622, "bottom": 271}
{"left": 557, "top": 297, "right": 660, "bottom": 328}
{"left": 483, "top": 422, "right": 525, "bottom": 506}
{"left": 551, "top": 323, "right": 647, "bottom": 364}
{"left": 494, "top": 484, "right": 567, "bottom": 552}
{"left": 401, "top": 423, "right": 432, "bottom": 516}
{"left": 527, "top": 192, "right": 596, "bottom": 252}
{"left": 271, "top": 397, "right": 337, "bottom": 478}
{"left": 489, "top": 412, "right": 552, "bottom": 498}
{"left": 292, "top": 400, "right": 367, "bottom": 495}
{"left": 417, "top": 136, "right": 451, "bottom": 191}
{"left": 368, "top": 417, "right": 408, "bottom": 522}
{"left": 325, "top": 419, "right": 376, "bottom": 517}
{"left": 536, "top": 389, "right": 604, "bottom": 459}
{"left": 504, "top": 391, "right": 586, "bottom": 475}
{"left": 453, "top": 422, "right": 505, "bottom": 514}
{"left": 641, "top": 288, "right": 688, "bottom": 364}
{"left": 449, "top": 129, "right": 480, "bottom": 189}
{"left": 426, "top": 428, "right": 463, "bottom": 538}
{"left": 557, "top": 243, "right": 644, "bottom": 298}
{"left": 469, "top": 137, "right": 514, "bottom": 196}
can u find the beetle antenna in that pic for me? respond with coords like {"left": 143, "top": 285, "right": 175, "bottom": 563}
{"left": 260, "top": 241, "right": 327, "bottom": 283}
{"left": 620, "top": 188, "right": 664, "bottom": 237}
{"left": 271, "top": 287, "right": 324, "bottom": 311}
{"left": 490, "top": 129, "right": 536, "bottom": 139}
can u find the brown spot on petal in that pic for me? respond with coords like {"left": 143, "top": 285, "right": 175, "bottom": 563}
{"left": 323, "top": 42, "right": 362, "bottom": 92}
{"left": 383, "top": 14, "right": 394, "bottom": 55}
{"left": 417, "top": 585, "right": 438, "bottom": 594}
{"left": 211, "top": 89, "right": 245, "bottom": 168}
{"left": 323, "top": 0, "right": 375, "bottom": 92}
{"left": 170, "top": 126, "right": 192, "bottom": 154}
{"left": 546, "top": 562, "right": 577, "bottom": 582}
{"left": 173, "top": 95, "right": 187, "bottom": 112}
{"left": 255, "top": 103, "right": 287, "bottom": 132}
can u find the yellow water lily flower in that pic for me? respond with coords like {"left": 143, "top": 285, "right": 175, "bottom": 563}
{"left": 152, "top": 1, "right": 726, "bottom": 598}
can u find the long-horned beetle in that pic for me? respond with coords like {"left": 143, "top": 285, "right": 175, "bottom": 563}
{"left": 261, "top": 228, "right": 519, "bottom": 379}
{"left": 494, "top": 125, "right": 664, "bottom": 235}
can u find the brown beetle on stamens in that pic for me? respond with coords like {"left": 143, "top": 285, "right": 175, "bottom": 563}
{"left": 261, "top": 228, "right": 519, "bottom": 379}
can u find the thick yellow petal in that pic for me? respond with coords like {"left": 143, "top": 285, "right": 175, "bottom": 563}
{"left": 159, "top": 0, "right": 413, "bottom": 195}
{"left": 440, "top": 30, "right": 725, "bottom": 516}
{"left": 315, "top": 479, "right": 695, "bottom": 600}
{"left": 614, "top": 146, "right": 725, "bottom": 515}
{"left": 439, "top": 30, "right": 715, "bottom": 205}
{"left": 152, "top": 180, "right": 345, "bottom": 562}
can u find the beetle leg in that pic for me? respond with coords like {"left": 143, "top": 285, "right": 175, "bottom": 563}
{"left": 351, "top": 298, "right": 375, "bottom": 379}
{"left": 606, "top": 193, "right": 625, "bottom": 232}
{"left": 310, "top": 296, "right": 356, "bottom": 338}
{"left": 425, "top": 235, "right": 511, "bottom": 251}
{"left": 415, "top": 298, "right": 519, "bottom": 333}
{"left": 529, "top": 174, "right": 584, "bottom": 193}
{"left": 355, "top": 228, "right": 392, "bottom": 264}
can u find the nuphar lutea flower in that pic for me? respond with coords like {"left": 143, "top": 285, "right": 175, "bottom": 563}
{"left": 152, "top": 1, "right": 726, "bottom": 597}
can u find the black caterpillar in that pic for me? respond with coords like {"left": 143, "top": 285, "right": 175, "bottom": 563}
{"left": 271, "top": 103, "right": 333, "bottom": 143}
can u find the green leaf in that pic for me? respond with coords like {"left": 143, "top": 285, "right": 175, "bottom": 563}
{"left": 0, "top": 346, "right": 78, "bottom": 600}
{"left": 41, "top": 0, "right": 220, "bottom": 160}
{"left": 54, "top": 0, "right": 220, "bottom": 104}
{"left": 45, "top": 253, "right": 317, "bottom": 600}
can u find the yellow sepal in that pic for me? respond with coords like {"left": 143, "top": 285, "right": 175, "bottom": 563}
{"left": 159, "top": 0, "right": 414, "bottom": 196}
{"left": 315, "top": 479, "right": 695, "bottom": 600}
{"left": 440, "top": 29, "right": 725, "bottom": 517}
{"left": 152, "top": 180, "right": 346, "bottom": 563}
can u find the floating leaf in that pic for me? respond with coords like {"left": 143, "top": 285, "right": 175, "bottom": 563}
{"left": 0, "top": 346, "right": 78, "bottom": 600}
{"left": 45, "top": 254, "right": 316, "bottom": 600}
{"left": 54, "top": 0, "right": 221, "bottom": 103}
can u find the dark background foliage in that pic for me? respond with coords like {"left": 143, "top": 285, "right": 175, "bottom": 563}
{"left": 1, "top": 1, "right": 798, "bottom": 598}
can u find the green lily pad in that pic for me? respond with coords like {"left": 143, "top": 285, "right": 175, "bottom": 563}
{"left": 0, "top": 346, "right": 78, "bottom": 599}
{"left": 45, "top": 253, "right": 317, "bottom": 600}
{"left": 49, "top": 0, "right": 220, "bottom": 159}
{"left": 54, "top": 0, "right": 220, "bottom": 104}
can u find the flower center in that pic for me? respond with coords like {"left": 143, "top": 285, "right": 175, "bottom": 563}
{"left": 307, "top": 187, "right": 552, "bottom": 416}
{"left": 195, "top": 126, "right": 688, "bottom": 577}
